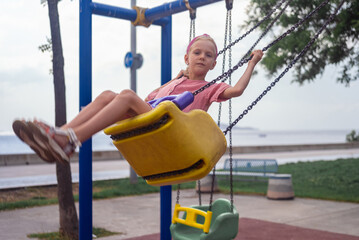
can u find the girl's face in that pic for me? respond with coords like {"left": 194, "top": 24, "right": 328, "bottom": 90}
{"left": 184, "top": 39, "right": 217, "bottom": 80}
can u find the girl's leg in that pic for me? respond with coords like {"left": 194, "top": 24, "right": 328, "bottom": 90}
{"left": 55, "top": 89, "right": 151, "bottom": 146}
{"left": 61, "top": 90, "right": 117, "bottom": 129}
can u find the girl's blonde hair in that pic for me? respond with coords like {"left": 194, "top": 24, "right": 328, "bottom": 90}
{"left": 183, "top": 34, "right": 217, "bottom": 78}
{"left": 186, "top": 34, "right": 218, "bottom": 58}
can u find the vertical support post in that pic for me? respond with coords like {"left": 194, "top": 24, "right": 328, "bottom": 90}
{"left": 160, "top": 16, "right": 172, "bottom": 240}
{"left": 79, "top": 0, "right": 93, "bottom": 239}
{"left": 129, "top": 0, "right": 138, "bottom": 184}
{"left": 130, "top": 0, "right": 137, "bottom": 92}
{"left": 264, "top": 160, "right": 267, "bottom": 177}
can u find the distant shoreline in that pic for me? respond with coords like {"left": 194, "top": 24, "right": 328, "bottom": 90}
{"left": 1, "top": 142, "right": 358, "bottom": 166}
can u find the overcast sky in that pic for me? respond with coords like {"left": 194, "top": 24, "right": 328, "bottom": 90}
{"left": 0, "top": 0, "right": 358, "bottom": 134}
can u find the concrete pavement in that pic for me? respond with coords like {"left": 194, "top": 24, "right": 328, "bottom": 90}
{"left": 0, "top": 148, "right": 359, "bottom": 239}
{"left": 0, "top": 190, "right": 358, "bottom": 239}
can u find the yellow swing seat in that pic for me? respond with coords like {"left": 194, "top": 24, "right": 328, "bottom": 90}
{"left": 104, "top": 101, "right": 227, "bottom": 186}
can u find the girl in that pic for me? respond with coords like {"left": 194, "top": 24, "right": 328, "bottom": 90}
{"left": 13, "top": 34, "right": 263, "bottom": 164}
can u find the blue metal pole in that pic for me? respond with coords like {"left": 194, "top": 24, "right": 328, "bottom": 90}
{"left": 79, "top": 0, "right": 93, "bottom": 239}
{"left": 90, "top": 0, "right": 222, "bottom": 24}
{"left": 160, "top": 16, "right": 172, "bottom": 240}
{"left": 91, "top": 2, "right": 137, "bottom": 21}
{"left": 145, "top": 0, "right": 222, "bottom": 22}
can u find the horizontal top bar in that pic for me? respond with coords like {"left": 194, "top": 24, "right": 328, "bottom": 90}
{"left": 91, "top": 0, "right": 223, "bottom": 26}
{"left": 145, "top": 0, "right": 222, "bottom": 22}
{"left": 91, "top": 2, "right": 137, "bottom": 21}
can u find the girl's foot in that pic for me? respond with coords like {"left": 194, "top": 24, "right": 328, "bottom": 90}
{"left": 28, "top": 120, "right": 81, "bottom": 164}
{"left": 12, "top": 120, "right": 55, "bottom": 163}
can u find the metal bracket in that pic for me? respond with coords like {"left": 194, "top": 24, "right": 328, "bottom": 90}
{"left": 225, "top": 0, "right": 233, "bottom": 10}
{"left": 132, "top": 6, "right": 152, "bottom": 27}
{"left": 184, "top": 0, "right": 196, "bottom": 20}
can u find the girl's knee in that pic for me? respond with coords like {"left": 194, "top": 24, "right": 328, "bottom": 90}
{"left": 118, "top": 89, "right": 137, "bottom": 100}
{"left": 116, "top": 89, "right": 142, "bottom": 105}
{"left": 97, "top": 90, "right": 117, "bottom": 104}
{"left": 119, "top": 89, "right": 136, "bottom": 97}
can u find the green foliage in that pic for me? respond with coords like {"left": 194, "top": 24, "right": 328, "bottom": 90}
{"left": 218, "top": 158, "right": 359, "bottom": 203}
{"left": 279, "top": 158, "right": 359, "bottom": 202}
{"left": 38, "top": 37, "right": 52, "bottom": 53}
{"left": 245, "top": 0, "right": 359, "bottom": 85}
{"left": 346, "top": 130, "right": 359, "bottom": 142}
{"left": 0, "top": 198, "right": 59, "bottom": 211}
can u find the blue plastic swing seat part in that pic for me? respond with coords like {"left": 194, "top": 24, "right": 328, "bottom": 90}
{"left": 104, "top": 100, "right": 227, "bottom": 186}
{"left": 147, "top": 91, "right": 195, "bottom": 110}
{"left": 170, "top": 198, "right": 239, "bottom": 240}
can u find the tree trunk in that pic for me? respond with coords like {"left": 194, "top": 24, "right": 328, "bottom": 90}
{"left": 47, "top": 0, "right": 79, "bottom": 239}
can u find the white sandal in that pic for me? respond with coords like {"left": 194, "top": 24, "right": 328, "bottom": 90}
{"left": 28, "top": 121, "right": 81, "bottom": 164}
{"left": 12, "top": 120, "right": 55, "bottom": 163}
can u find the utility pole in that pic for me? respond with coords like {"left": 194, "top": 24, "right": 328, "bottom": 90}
{"left": 124, "top": 0, "right": 143, "bottom": 184}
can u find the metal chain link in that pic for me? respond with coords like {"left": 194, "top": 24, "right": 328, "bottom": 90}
{"left": 192, "top": 0, "right": 330, "bottom": 97}
{"left": 217, "top": 10, "right": 230, "bottom": 126}
{"left": 220, "top": 0, "right": 292, "bottom": 84}
{"left": 217, "top": 0, "right": 288, "bottom": 56}
{"left": 197, "top": 180, "right": 202, "bottom": 206}
{"left": 262, "top": 0, "right": 330, "bottom": 52}
{"left": 211, "top": 8, "right": 232, "bottom": 211}
{"left": 177, "top": 0, "right": 196, "bottom": 207}
{"left": 242, "top": 0, "right": 292, "bottom": 61}
{"left": 208, "top": 165, "right": 216, "bottom": 212}
{"left": 223, "top": 0, "right": 345, "bottom": 136}
{"left": 189, "top": 19, "right": 196, "bottom": 42}
{"left": 227, "top": 11, "right": 234, "bottom": 212}
{"left": 176, "top": 184, "right": 180, "bottom": 204}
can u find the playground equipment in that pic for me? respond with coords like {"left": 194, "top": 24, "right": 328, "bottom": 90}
{"left": 79, "top": 0, "right": 345, "bottom": 239}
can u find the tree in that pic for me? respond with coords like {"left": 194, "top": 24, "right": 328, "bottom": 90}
{"left": 346, "top": 130, "right": 359, "bottom": 142}
{"left": 245, "top": 0, "right": 359, "bottom": 85}
{"left": 40, "top": 0, "right": 79, "bottom": 238}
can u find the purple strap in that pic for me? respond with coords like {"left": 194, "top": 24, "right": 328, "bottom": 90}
{"left": 147, "top": 91, "right": 194, "bottom": 110}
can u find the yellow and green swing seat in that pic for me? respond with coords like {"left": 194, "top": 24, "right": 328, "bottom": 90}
{"left": 104, "top": 101, "right": 227, "bottom": 186}
{"left": 170, "top": 198, "right": 239, "bottom": 240}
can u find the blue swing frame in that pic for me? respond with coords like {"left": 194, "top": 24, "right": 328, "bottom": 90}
{"left": 79, "top": 1, "right": 222, "bottom": 239}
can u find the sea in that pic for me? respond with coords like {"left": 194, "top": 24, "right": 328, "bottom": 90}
{"left": 0, "top": 128, "right": 354, "bottom": 155}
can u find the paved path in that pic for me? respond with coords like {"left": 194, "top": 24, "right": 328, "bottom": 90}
{"left": 0, "top": 148, "right": 359, "bottom": 239}
{"left": 0, "top": 190, "right": 358, "bottom": 240}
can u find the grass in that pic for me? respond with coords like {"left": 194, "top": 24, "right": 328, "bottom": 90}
{"left": 218, "top": 158, "right": 359, "bottom": 203}
{"left": 0, "top": 178, "right": 195, "bottom": 211}
{"left": 27, "top": 227, "right": 121, "bottom": 240}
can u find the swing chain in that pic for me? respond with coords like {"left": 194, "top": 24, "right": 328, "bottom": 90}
{"left": 217, "top": 0, "right": 288, "bottom": 56}
{"left": 193, "top": 56, "right": 250, "bottom": 96}
{"left": 220, "top": 0, "right": 291, "bottom": 84}
{"left": 189, "top": 18, "right": 196, "bottom": 42}
{"left": 185, "top": 0, "right": 196, "bottom": 41}
{"left": 216, "top": 9, "right": 230, "bottom": 126}
{"left": 223, "top": 0, "right": 345, "bottom": 136}
{"left": 176, "top": 184, "right": 180, "bottom": 204}
{"left": 193, "top": 0, "right": 330, "bottom": 97}
{"left": 228, "top": 11, "right": 235, "bottom": 212}
{"left": 241, "top": 0, "right": 292, "bottom": 61}
{"left": 262, "top": 0, "right": 329, "bottom": 52}
{"left": 197, "top": 180, "right": 202, "bottom": 205}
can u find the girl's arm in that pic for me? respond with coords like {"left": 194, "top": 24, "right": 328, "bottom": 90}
{"left": 220, "top": 50, "right": 263, "bottom": 99}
